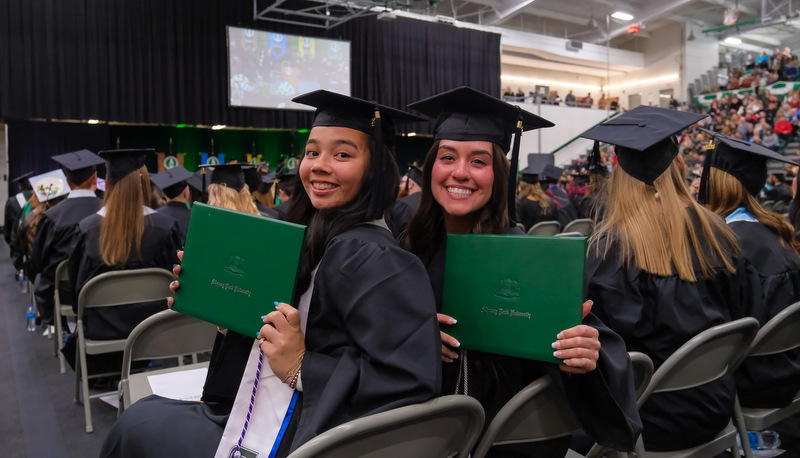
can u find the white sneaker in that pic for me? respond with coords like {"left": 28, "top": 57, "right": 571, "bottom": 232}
{"left": 42, "top": 325, "right": 55, "bottom": 338}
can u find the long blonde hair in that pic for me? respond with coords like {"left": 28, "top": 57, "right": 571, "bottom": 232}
{"left": 590, "top": 160, "right": 739, "bottom": 281}
{"left": 207, "top": 183, "right": 260, "bottom": 215}
{"left": 100, "top": 166, "right": 152, "bottom": 268}
{"left": 518, "top": 181, "right": 553, "bottom": 214}
{"left": 705, "top": 167, "right": 800, "bottom": 255}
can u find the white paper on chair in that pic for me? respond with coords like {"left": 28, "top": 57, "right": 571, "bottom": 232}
{"left": 147, "top": 368, "right": 208, "bottom": 401}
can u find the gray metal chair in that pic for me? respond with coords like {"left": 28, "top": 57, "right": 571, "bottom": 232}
{"left": 286, "top": 395, "right": 485, "bottom": 458}
{"left": 561, "top": 218, "right": 594, "bottom": 237}
{"left": 472, "top": 375, "right": 581, "bottom": 458}
{"left": 555, "top": 232, "right": 584, "bottom": 237}
{"left": 118, "top": 309, "right": 217, "bottom": 414}
{"left": 527, "top": 221, "right": 561, "bottom": 236}
{"left": 632, "top": 317, "right": 760, "bottom": 458}
{"left": 733, "top": 301, "right": 800, "bottom": 458}
{"left": 628, "top": 351, "right": 654, "bottom": 401}
{"left": 54, "top": 259, "right": 75, "bottom": 373}
{"left": 74, "top": 268, "right": 175, "bottom": 433}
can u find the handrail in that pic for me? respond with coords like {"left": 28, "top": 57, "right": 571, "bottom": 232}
{"left": 549, "top": 111, "right": 622, "bottom": 155}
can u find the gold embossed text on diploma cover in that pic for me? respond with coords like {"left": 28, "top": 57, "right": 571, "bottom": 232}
{"left": 441, "top": 234, "right": 585, "bottom": 363}
{"left": 173, "top": 202, "right": 307, "bottom": 337}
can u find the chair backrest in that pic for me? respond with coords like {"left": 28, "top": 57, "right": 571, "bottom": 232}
{"left": 562, "top": 218, "right": 594, "bottom": 236}
{"left": 555, "top": 232, "right": 584, "bottom": 237}
{"left": 527, "top": 221, "right": 561, "bottom": 236}
{"left": 471, "top": 375, "right": 581, "bottom": 458}
{"left": 637, "top": 317, "right": 760, "bottom": 408}
{"left": 747, "top": 301, "right": 800, "bottom": 357}
{"left": 77, "top": 268, "right": 175, "bottom": 316}
{"left": 628, "top": 351, "right": 654, "bottom": 401}
{"left": 286, "top": 395, "right": 485, "bottom": 458}
{"left": 121, "top": 309, "right": 217, "bottom": 374}
{"left": 54, "top": 259, "right": 70, "bottom": 305}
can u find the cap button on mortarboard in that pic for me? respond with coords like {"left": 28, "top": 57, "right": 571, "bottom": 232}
{"left": 639, "top": 122, "right": 647, "bottom": 127}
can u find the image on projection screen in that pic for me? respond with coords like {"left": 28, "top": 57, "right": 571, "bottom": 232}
{"left": 227, "top": 26, "right": 351, "bottom": 110}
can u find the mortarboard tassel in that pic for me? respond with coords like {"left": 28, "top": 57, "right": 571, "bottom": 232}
{"left": 366, "top": 105, "right": 384, "bottom": 220}
{"left": 507, "top": 112, "right": 524, "bottom": 222}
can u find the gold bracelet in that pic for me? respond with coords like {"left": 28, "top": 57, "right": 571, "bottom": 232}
{"left": 288, "top": 367, "right": 301, "bottom": 390}
{"left": 282, "top": 352, "right": 305, "bottom": 384}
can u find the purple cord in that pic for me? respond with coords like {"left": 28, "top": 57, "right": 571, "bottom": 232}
{"left": 232, "top": 351, "right": 263, "bottom": 458}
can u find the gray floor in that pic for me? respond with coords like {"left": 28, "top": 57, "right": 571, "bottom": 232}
{"left": 1, "top": 242, "right": 116, "bottom": 458}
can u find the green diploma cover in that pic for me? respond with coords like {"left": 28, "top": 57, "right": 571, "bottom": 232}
{"left": 441, "top": 234, "right": 585, "bottom": 363}
{"left": 173, "top": 203, "right": 307, "bottom": 337}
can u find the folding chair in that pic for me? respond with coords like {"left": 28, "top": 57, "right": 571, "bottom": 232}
{"left": 555, "top": 232, "right": 584, "bottom": 237}
{"left": 74, "top": 268, "right": 175, "bottom": 433}
{"left": 119, "top": 309, "right": 217, "bottom": 413}
{"left": 286, "top": 395, "right": 485, "bottom": 458}
{"left": 472, "top": 375, "right": 582, "bottom": 458}
{"left": 733, "top": 301, "right": 800, "bottom": 458}
{"left": 54, "top": 260, "right": 75, "bottom": 373}
{"left": 632, "top": 317, "right": 760, "bottom": 458}
{"left": 562, "top": 218, "right": 594, "bottom": 237}
{"left": 527, "top": 221, "right": 561, "bottom": 236}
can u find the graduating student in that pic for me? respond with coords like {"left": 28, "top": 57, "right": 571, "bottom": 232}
{"left": 580, "top": 106, "right": 759, "bottom": 451}
{"left": 515, "top": 158, "right": 559, "bottom": 232}
{"left": 391, "top": 164, "right": 423, "bottom": 235}
{"left": 65, "top": 149, "right": 180, "bottom": 368}
{"left": 541, "top": 164, "right": 580, "bottom": 226}
{"left": 698, "top": 129, "right": 800, "bottom": 408}
{"left": 30, "top": 150, "right": 105, "bottom": 329}
{"left": 150, "top": 165, "right": 194, "bottom": 242}
{"left": 271, "top": 167, "right": 297, "bottom": 220}
{"left": 101, "top": 92, "right": 441, "bottom": 458}
{"left": 5, "top": 171, "right": 35, "bottom": 270}
{"left": 405, "top": 86, "right": 641, "bottom": 456}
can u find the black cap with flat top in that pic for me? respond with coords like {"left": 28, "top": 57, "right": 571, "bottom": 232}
{"left": 698, "top": 128, "right": 797, "bottom": 201}
{"left": 580, "top": 106, "right": 707, "bottom": 184}
{"left": 519, "top": 154, "right": 549, "bottom": 184}
{"left": 98, "top": 149, "right": 153, "bottom": 185}
{"left": 262, "top": 172, "right": 277, "bottom": 187}
{"left": 198, "top": 163, "right": 253, "bottom": 192}
{"left": 51, "top": 149, "right": 104, "bottom": 184}
{"left": 406, "top": 165, "right": 423, "bottom": 187}
{"left": 292, "top": 90, "right": 425, "bottom": 220}
{"left": 151, "top": 166, "right": 193, "bottom": 199}
{"left": 408, "top": 86, "right": 555, "bottom": 221}
{"left": 541, "top": 164, "right": 564, "bottom": 183}
{"left": 12, "top": 171, "right": 36, "bottom": 190}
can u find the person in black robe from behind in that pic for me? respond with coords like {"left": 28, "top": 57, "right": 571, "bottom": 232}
{"left": 580, "top": 107, "right": 760, "bottom": 451}
{"left": 390, "top": 164, "right": 423, "bottom": 235}
{"left": 515, "top": 160, "right": 559, "bottom": 232}
{"left": 699, "top": 129, "right": 800, "bottom": 408}
{"left": 540, "top": 164, "right": 580, "bottom": 227}
{"left": 29, "top": 149, "right": 105, "bottom": 328}
{"left": 100, "top": 92, "right": 441, "bottom": 458}
{"left": 4, "top": 171, "right": 35, "bottom": 271}
{"left": 64, "top": 149, "right": 181, "bottom": 372}
{"left": 151, "top": 165, "right": 194, "bottom": 244}
{"left": 405, "top": 87, "right": 641, "bottom": 457}
{"left": 271, "top": 167, "right": 297, "bottom": 219}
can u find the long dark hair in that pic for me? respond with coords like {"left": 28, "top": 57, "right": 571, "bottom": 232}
{"left": 285, "top": 139, "right": 400, "bottom": 292}
{"left": 405, "top": 140, "right": 509, "bottom": 266}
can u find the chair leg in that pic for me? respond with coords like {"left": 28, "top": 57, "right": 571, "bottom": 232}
{"left": 734, "top": 396, "right": 754, "bottom": 458}
{"left": 78, "top": 340, "right": 94, "bottom": 433}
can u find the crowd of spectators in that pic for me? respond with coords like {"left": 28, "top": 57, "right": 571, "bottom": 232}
{"left": 501, "top": 86, "right": 619, "bottom": 110}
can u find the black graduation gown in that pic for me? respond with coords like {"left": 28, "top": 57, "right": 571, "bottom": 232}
{"left": 271, "top": 200, "right": 292, "bottom": 220}
{"left": 101, "top": 223, "right": 441, "bottom": 458}
{"left": 426, "top": 226, "right": 641, "bottom": 457}
{"left": 3, "top": 191, "right": 29, "bottom": 247}
{"left": 156, "top": 201, "right": 192, "bottom": 244}
{"left": 515, "top": 198, "right": 558, "bottom": 232}
{"left": 68, "top": 210, "right": 181, "bottom": 340}
{"left": 390, "top": 192, "right": 421, "bottom": 236}
{"left": 765, "top": 183, "right": 792, "bottom": 204}
{"left": 585, "top": 220, "right": 759, "bottom": 451}
{"left": 729, "top": 220, "right": 800, "bottom": 408}
{"left": 30, "top": 194, "right": 103, "bottom": 325}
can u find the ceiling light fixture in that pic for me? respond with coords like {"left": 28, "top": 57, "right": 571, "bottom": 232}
{"left": 212, "top": 125, "right": 227, "bottom": 130}
{"left": 724, "top": 37, "right": 742, "bottom": 45}
{"left": 688, "top": 28, "right": 696, "bottom": 41}
{"left": 87, "top": 119, "right": 100, "bottom": 124}
{"left": 611, "top": 12, "right": 634, "bottom": 21}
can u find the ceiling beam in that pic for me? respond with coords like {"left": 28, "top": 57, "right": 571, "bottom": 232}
{"left": 590, "top": 0, "right": 696, "bottom": 43}
{"left": 482, "top": 0, "right": 537, "bottom": 25}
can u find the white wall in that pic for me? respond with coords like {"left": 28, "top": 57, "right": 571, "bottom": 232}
{"left": 607, "top": 22, "right": 684, "bottom": 110}
{"left": 513, "top": 103, "right": 613, "bottom": 168}
{"left": 684, "top": 28, "right": 720, "bottom": 98}
{"left": 501, "top": 64, "right": 603, "bottom": 104}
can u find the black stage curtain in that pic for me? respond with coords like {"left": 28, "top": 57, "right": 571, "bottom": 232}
{"left": 0, "top": 0, "right": 500, "bottom": 129}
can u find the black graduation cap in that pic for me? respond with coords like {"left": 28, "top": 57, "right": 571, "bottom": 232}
{"left": 407, "top": 86, "right": 555, "bottom": 221}
{"left": 151, "top": 166, "right": 193, "bottom": 199}
{"left": 541, "top": 164, "right": 564, "bottom": 183}
{"left": 406, "top": 165, "right": 423, "bottom": 187}
{"left": 587, "top": 141, "right": 610, "bottom": 176}
{"left": 698, "top": 128, "right": 797, "bottom": 201}
{"left": 186, "top": 170, "right": 206, "bottom": 194}
{"left": 198, "top": 163, "right": 252, "bottom": 192}
{"left": 276, "top": 167, "right": 297, "bottom": 181}
{"left": 51, "top": 149, "right": 104, "bottom": 184}
{"left": 12, "top": 171, "right": 36, "bottom": 190}
{"left": 98, "top": 149, "right": 153, "bottom": 185}
{"left": 262, "top": 172, "right": 277, "bottom": 187}
{"left": 581, "top": 106, "right": 707, "bottom": 184}
{"left": 292, "top": 90, "right": 425, "bottom": 220}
